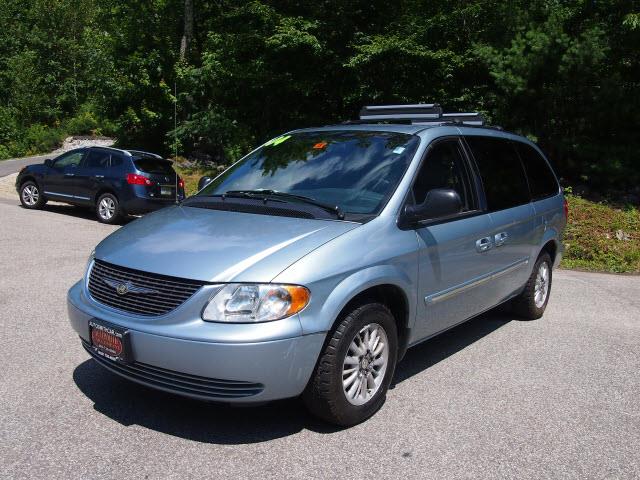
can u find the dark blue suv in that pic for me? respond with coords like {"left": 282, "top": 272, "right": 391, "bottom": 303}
{"left": 16, "top": 147, "right": 185, "bottom": 223}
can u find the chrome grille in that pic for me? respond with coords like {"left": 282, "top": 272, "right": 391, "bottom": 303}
{"left": 83, "top": 342, "right": 264, "bottom": 399}
{"left": 88, "top": 260, "right": 204, "bottom": 316}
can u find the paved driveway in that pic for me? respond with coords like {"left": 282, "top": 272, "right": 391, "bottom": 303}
{"left": 0, "top": 195, "right": 638, "bottom": 479}
{"left": 0, "top": 154, "right": 50, "bottom": 178}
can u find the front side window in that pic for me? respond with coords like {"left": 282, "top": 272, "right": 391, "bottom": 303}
{"left": 53, "top": 150, "right": 84, "bottom": 169}
{"left": 198, "top": 131, "right": 420, "bottom": 215}
{"left": 83, "top": 150, "right": 111, "bottom": 169}
{"left": 466, "top": 136, "right": 530, "bottom": 211}
{"left": 515, "top": 142, "right": 559, "bottom": 200}
{"left": 412, "top": 139, "right": 475, "bottom": 212}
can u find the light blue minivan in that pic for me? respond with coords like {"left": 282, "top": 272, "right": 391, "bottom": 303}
{"left": 67, "top": 104, "right": 567, "bottom": 426}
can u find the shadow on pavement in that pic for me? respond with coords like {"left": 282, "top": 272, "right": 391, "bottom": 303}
{"left": 15, "top": 201, "right": 136, "bottom": 224}
{"left": 73, "top": 310, "right": 511, "bottom": 443}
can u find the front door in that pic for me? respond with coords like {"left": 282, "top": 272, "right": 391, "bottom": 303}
{"left": 412, "top": 138, "right": 497, "bottom": 340}
{"left": 43, "top": 149, "right": 86, "bottom": 201}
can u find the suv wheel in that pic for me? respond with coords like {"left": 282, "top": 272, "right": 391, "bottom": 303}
{"left": 303, "top": 302, "right": 398, "bottom": 426}
{"left": 96, "top": 193, "right": 122, "bottom": 224}
{"left": 19, "top": 181, "right": 47, "bottom": 209}
{"left": 512, "top": 252, "right": 552, "bottom": 320}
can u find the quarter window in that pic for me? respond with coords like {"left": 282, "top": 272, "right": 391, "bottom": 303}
{"left": 83, "top": 150, "right": 111, "bottom": 169}
{"left": 466, "top": 136, "right": 529, "bottom": 211}
{"left": 515, "top": 142, "right": 559, "bottom": 200}
{"left": 412, "top": 139, "right": 474, "bottom": 212}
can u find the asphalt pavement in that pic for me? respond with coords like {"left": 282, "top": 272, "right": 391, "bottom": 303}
{"left": 0, "top": 155, "right": 50, "bottom": 178}
{"left": 0, "top": 194, "right": 638, "bottom": 479}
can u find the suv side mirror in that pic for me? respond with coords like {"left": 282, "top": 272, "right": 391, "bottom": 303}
{"left": 403, "top": 188, "right": 462, "bottom": 225}
{"left": 44, "top": 159, "right": 53, "bottom": 168}
{"left": 198, "top": 176, "right": 213, "bottom": 191}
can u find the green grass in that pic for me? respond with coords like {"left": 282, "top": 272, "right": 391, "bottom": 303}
{"left": 174, "top": 162, "right": 221, "bottom": 197}
{"left": 561, "top": 194, "right": 640, "bottom": 273}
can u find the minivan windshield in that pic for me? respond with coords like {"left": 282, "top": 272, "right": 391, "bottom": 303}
{"left": 197, "top": 130, "right": 419, "bottom": 215}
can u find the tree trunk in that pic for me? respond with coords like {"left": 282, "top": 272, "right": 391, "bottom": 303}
{"left": 179, "top": 0, "right": 194, "bottom": 61}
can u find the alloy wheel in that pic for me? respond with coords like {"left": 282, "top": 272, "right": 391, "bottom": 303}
{"left": 534, "top": 262, "right": 550, "bottom": 308}
{"left": 22, "top": 185, "right": 39, "bottom": 206}
{"left": 98, "top": 197, "right": 115, "bottom": 220}
{"left": 342, "top": 323, "right": 389, "bottom": 406}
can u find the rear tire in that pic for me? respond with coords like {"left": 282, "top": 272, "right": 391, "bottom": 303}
{"left": 512, "top": 252, "right": 553, "bottom": 320}
{"left": 96, "top": 193, "right": 122, "bottom": 224}
{"left": 19, "top": 180, "right": 47, "bottom": 209}
{"left": 303, "top": 302, "right": 398, "bottom": 426}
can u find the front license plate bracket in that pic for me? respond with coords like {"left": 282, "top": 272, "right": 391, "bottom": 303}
{"left": 88, "top": 319, "right": 133, "bottom": 364}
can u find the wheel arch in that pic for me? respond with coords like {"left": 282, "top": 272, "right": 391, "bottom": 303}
{"left": 311, "top": 266, "right": 417, "bottom": 361}
{"left": 18, "top": 175, "right": 38, "bottom": 189}
{"left": 94, "top": 188, "right": 118, "bottom": 205}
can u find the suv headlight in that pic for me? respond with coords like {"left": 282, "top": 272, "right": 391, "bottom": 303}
{"left": 202, "top": 284, "right": 310, "bottom": 323}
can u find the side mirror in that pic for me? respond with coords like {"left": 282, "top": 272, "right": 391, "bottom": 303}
{"left": 198, "top": 176, "right": 213, "bottom": 191}
{"left": 44, "top": 159, "right": 53, "bottom": 168}
{"left": 403, "top": 188, "right": 462, "bottom": 225}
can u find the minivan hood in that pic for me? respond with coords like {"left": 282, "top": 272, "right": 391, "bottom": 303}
{"left": 95, "top": 205, "right": 359, "bottom": 283}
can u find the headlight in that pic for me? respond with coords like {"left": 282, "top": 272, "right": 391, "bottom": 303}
{"left": 202, "top": 284, "right": 310, "bottom": 323}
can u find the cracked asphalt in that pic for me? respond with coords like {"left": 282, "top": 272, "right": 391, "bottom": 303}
{"left": 0, "top": 191, "right": 638, "bottom": 479}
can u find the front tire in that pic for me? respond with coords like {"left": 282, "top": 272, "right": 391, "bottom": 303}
{"left": 19, "top": 181, "right": 47, "bottom": 209}
{"left": 96, "top": 193, "right": 122, "bottom": 224}
{"left": 303, "top": 302, "right": 398, "bottom": 426}
{"left": 512, "top": 252, "right": 553, "bottom": 320}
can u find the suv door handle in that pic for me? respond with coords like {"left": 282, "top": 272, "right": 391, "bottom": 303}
{"left": 64, "top": 173, "right": 75, "bottom": 177}
{"left": 94, "top": 175, "right": 104, "bottom": 179}
{"left": 494, "top": 232, "right": 508, "bottom": 246}
{"left": 476, "top": 237, "right": 493, "bottom": 252}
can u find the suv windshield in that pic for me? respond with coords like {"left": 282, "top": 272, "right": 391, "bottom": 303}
{"left": 198, "top": 130, "right": 419, "bottom": 215}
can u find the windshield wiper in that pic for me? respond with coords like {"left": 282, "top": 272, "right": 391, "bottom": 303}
{"left": 224, "top": 189, "right": 345, "bottom": 220}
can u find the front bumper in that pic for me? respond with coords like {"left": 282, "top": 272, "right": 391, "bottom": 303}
{"left": 67, "top": 280, "right": 325, "bottom": 403}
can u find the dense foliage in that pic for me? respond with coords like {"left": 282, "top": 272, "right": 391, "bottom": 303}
{"left": 1, "top": 0, "right": 638, "bottom": 192}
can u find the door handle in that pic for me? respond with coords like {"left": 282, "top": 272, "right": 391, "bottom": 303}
{"left": 64, "top": 173, "right": 75, "bottom": 177}
{"left": 494, "top": 232, "right": 508, "bottom": 246}
{"left": 476, "top": 237, "right": 493, "bottom": 252}
{"left": 94, "top": 175, "right": 104, "bottom": 179}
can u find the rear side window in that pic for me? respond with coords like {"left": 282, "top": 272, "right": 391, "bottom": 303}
{"left": 516, "top": 142, "right": 559, "bottom": 200}
{"left": 466, "top": 136, "right": 530, "bottom": 211}
{"left": 84, "top": 150, "right": 111, "bottom": 169}
{"left": 134, "top": 158, "right": 174, "bottom": 175}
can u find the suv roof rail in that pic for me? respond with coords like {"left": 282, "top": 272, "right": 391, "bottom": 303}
{"left": 358, "top": 104, "right": 486, "bottom": 127}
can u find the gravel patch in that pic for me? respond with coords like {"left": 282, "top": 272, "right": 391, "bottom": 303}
{"left": 51, "top": 136, "right": 115, "bottom": 155}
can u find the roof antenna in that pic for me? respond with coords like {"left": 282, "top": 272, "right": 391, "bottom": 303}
{"left": 174, "top": 80, "right": 179, "bottom": 204}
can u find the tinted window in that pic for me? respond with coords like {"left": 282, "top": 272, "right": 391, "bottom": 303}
{"left": 110, "top": 155, "right": 124, "bottom": 168}
{"left": 516, "top": 142, "right": 559, "bottom": 200}
{"left": 466, "top": 136, "right": 529, "bottom": 211}
{"left": 53, "top": 150, "right": 84, "bottom": 169}
{"left": 412, "top": 139, "right": 475, "bottom": 212}
{"left": 84, "top": 150, "right": 111, "bottom": 169}
{"left": 199, "top": 131, "right": 419, "bottom": 215}
{"left": 134, "top": 158, "right": 174, "bottom": 175}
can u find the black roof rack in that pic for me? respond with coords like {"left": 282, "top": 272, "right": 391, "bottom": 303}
{"left": 359, "top": 104, "right": 443, "bottom": 121}
{"left": 358, "top": 104, "right": 486, "bottom": 127}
